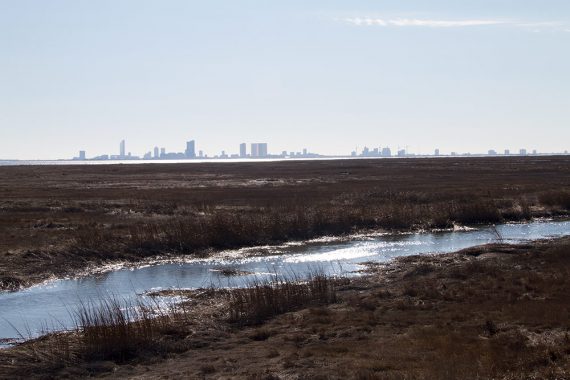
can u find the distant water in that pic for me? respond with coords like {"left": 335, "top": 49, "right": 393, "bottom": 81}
{"left": 0, "top": 220, "right": 568, "bottom": 345}
{"left": 0, "top": 158, "right": 351, "bottom": 166}
{"left": 2, "top": 155, "right": 568, "bottom": 167}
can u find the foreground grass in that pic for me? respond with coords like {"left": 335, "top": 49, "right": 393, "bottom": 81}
{"left": 2, "top": 238, "right": 570, "bottom": 379}
{"left": 0, "top": 275, "right": 338, "bottom": 378}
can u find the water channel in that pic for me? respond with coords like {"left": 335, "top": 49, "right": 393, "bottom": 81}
{"left": 1, "top": 220, "right": 568, "bottom": 345}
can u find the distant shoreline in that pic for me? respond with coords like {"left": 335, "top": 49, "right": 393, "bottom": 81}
{"left": 1, "top": 153, "right": 569, "bottom": 166}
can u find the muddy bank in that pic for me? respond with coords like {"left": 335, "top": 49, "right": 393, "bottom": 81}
{"left": 2, "top": 237, "right": 570, "bottom": 379}
{"left": 1, "top": 157, "right": 569, "bottom": 291}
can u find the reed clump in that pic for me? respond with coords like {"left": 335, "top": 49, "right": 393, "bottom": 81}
{"left": 0, "top": 296, "right": 194, "bottom": 377}
{"left": 0, "top": 275, "right": 337, "bottom": 376}
{"left": 228, "top": 274, "right": 337, "bottom": 326}
{"left": 539, "top": 190, "right": 570, "bottom": 210}
{"left": 75, "top": 297, "right": 168, "bottom": 361}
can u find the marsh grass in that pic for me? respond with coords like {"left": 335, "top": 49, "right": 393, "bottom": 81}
{"left": 111, "top": 197, "right": 521, "bottom": 258}
{"left": 75, "top": 297, "right": 168, "bottom": 361}
{"left": 539, "top": 190, "right": 570, "bottom": 210}
{"left": 228, "top": 273, "right": 337, "bottom": 326}
{"left": 0, "top": 275, "right": 335, "bottom": 377}
{"left": 0, "top": 296, "right": 191, "bottom": 378}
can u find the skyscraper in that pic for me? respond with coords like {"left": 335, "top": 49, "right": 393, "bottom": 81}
{"left": 120, "top": 140, "right": 125, "bottom": 158}
{"left": 185, "top": 140, "right": 196, "bottom": 158}
{"left": 251, "top": 143, "right": 259, "bottom": 157}
{"left": 259, "top": 143, "right": 268, "bottom": 157}
{"left": 240, "top": 143, "right": 247, "bottom": 158}
{"left": 154, "top": 147, "right": 159, "bottom": 159}
{"left": 79, "top": 150, "right": 86, "bottom": 160}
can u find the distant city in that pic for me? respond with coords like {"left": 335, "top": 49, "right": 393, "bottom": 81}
{"left": 73, "top": 140, "right": 321, "bottom": 161}
{"left": 72, "top": 139, "right": 569, "bottom": 162}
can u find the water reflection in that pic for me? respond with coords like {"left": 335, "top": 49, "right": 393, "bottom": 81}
{"left": 0, "top": 220, "right": 568, "bottom": 344}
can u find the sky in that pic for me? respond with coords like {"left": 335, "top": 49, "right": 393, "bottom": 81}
{"left": 1, "top": 0, "right": 569, "bottom": 159}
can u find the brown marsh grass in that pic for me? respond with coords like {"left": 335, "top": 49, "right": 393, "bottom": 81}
{"left": 1, "top": 157, "right": 569, "bottom": 289}
{"left": 2, "top": 238, "right": 570, "bottom": 378}
{"left": 227, "top": 273, "right": 338, "bottom": 325}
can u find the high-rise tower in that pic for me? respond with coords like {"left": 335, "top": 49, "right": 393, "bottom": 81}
{"left": 185, "top": 140, "right": 196, "bottom": 158}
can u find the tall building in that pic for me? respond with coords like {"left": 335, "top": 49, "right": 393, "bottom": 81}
{"left": 434, "top": 149, "right": 440, "bottom": 156}
{"left": 381, "top": 147, "right": 391, "bottom": 157}
{"left": 154, "top": 147, "right": 159, "bottom": 159}
{"left": 185, "top": 140, "right": 196, "bottom": 158}
{"left": 160, "top": 147, "right": 166, "bottom": 158}
{"left": 240, "top": 143, "right": 247, "bottom": 157}
{"left": 488, "top": 149, "right": 497, "bottom": 156}
{"left": 120, "top": 140, "right": 126, "bottom": 158}
{"left": 79, "top": 150, "right": 86, "bottom": 160}
{"left": 250, "top": 143, "right": 268, "bottom": 158}
{"left": 259, "top": 143, "right": 268, "bottom": 157}
{"left": 520, "top": 148, "right": 527, "bottom": 156}
{"left": 251, "top": 143, "right": 259, "bottom": 157}
{"left": 504, "top": 149, "right": 510, "bottom": 155}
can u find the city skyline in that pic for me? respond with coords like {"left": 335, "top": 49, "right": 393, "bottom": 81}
{"left": 68, "top": 137, "right": 565, "bottom": 162}
{"left": 1, "top": 1, "right": 569, "bottom": 160}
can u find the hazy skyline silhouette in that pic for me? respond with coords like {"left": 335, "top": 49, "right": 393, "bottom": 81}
{"left": 1, "top": 1, "right": 569, "bottom": 159}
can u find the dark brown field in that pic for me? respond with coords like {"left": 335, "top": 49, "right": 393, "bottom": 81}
{"left": 1, "top": 156, "right": 569, "bottom": 290}
{"left": 2, "top": 237, "right": 570, "bottom": 379}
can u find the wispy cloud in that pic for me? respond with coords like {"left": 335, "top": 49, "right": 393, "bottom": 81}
{"left": 342, "top": 17, "right": 565, "bottom": 31}
{"left": 345, "top": 18, "right": 505, "bottom": 28}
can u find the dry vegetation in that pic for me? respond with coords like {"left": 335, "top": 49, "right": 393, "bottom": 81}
{"left": 1, "top": 156, "right": 569, "bottom": 290}
{"left": 0, "top": 275, "right": 338, "bottom": 378}
{"left": 2, "top": 237, "right": 570, "bottom": 379}
{"left": 227, "top": 274, "right": 337, "bottom": 326}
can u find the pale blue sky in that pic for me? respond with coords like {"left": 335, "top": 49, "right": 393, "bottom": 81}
{"left": 1, "top": 0, "right": 569, "bottom": 159}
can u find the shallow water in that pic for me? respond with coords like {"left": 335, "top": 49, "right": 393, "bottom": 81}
{"left": 0, "top": 220, "right": 568, "bottom": 344}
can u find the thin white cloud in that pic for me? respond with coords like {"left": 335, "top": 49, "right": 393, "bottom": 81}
{"left": 343, "top": 17, "right": 565, "bottom": 31}
{"left": 344, "top": 17, "right": 506, "bottom": 28}
{"left": 516, "top": 21, "right": 563, "bottom": 28}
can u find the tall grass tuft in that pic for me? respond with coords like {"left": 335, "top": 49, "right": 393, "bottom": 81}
{"left": 74, "top": 297, "right": 176, "bottom": 361}
{"left": 228, "top": 273, "right": 337, "bottom": 326}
